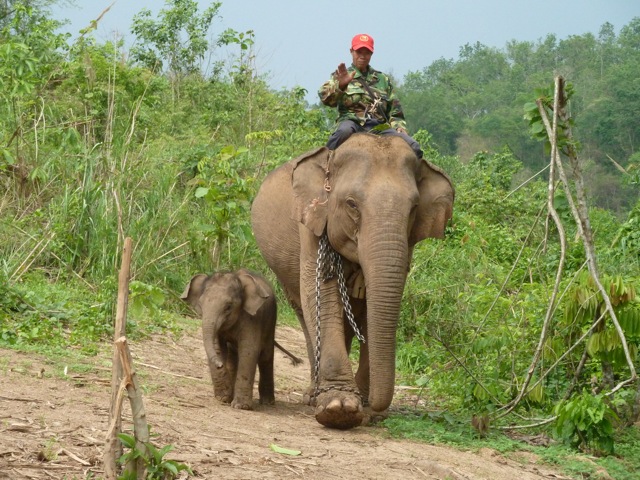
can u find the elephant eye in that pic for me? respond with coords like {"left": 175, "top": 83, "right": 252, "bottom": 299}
{"left": 346, "top": 198, "right": 358, "bottom": 210}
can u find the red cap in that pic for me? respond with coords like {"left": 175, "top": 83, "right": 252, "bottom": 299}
{"left": 351, "top": 33, "right": 374, "bottom": 52}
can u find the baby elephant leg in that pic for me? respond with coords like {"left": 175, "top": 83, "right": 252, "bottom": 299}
{"left": 208, "top": 341, "right": 234, "bottom": 403}
{"left": 257, "top": 348, "right": 275, "bottom": 405}
{"left": 231, "top": 345, "right": 260, "bottom": 410}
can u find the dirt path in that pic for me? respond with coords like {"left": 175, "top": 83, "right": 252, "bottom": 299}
{"left": 0, "top": 325, "right": 570, "bottom": 479}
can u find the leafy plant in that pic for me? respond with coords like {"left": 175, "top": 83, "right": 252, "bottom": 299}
{"left": 129, "top": 281, "right": 166, "bottom": 318}
{"left": 117, "top": 432, "right": 192, "bottom": 480}
{"left": 131, "top": 0, "right": 221, "bottom": 76}
{"left": 553, "top": 390, "right": 617, "bottom": 455}
{"left": 562, "top": 272, "right": 639, "bottom": 391}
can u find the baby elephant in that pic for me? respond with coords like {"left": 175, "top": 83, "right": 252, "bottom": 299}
{"left": 181, "top": 268, "right": 277, "bottom": 410}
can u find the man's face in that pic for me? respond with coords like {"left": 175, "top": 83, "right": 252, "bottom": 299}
{"left": 350, "top": 47, "right": 373, "bottom": 72}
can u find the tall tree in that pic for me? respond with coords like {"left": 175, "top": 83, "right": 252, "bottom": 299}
{"left": 130, "top": 0, "right": 221, "bottom": 77}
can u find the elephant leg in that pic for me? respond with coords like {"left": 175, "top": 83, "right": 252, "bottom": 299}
{"left": 298, "top": 234, "right": 363, "bottom": 428}
{"left": 257, "top": 348, "right": 275, "bottom": 405}
{"left": 293, "top": 303, "right": 318, "bottom": 406}
{"left": 284, "top": 288, "right": 317, "bottom": 405}
{"left": 308, "top": 290, "right": 364, "bottom": 429}
{"left": 225, "top": 342, "right": 238, "bottom": 395}
{"left": 205, "top": 336, "right": 233, "bottom": 403}
{"left": 351, "top": 303, "right": 370, "bottom": 406}
{"left": 354, "top": 339, "right": 370, "bottom": 406}
{"left": 231, "top": 339, "right": 259, "bottom": 410}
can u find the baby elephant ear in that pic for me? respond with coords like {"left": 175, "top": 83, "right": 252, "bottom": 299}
{"left": 180, "top": 274, "right": 208, "bottom": 315}
{"left": 237, "top": 271, "right": 271, "bottom": 316}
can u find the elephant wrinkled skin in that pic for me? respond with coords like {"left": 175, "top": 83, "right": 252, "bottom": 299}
{"left": 250, "top": 133, "right": 454, "bottom": 429}
{"left": 181, "top": 269, "right": 277, "bottom": 410}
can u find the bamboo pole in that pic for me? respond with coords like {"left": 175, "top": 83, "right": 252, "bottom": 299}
{"left": 116, "top": 336, "right": 150, "bottom": 478}
{"left": 104, "top": 237, "right": 133, "bottom": 479}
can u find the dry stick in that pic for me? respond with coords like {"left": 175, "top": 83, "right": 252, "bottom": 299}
{"left": 547, "top": 77, "right": 636, "bottom": 387}
{"left": 503, "top": 163, "right": 551, "bottom": 200}
{"left": 135, "top": 361, "right": 202, "bottom": 381}
{"left": 139, "top": 241, "right": 190, "bottom": 273}
{"left": 104, "top": 237, "right": 133, "bottom": 479}
{"left": 500, "top": 315, "right": 604, "bottom": 431}
{"left": 116, "top": 336, "right": 150, "bottom": 479}
{"left": 504, "top": 77, "right": 637, "bottom": 424}
{"left": 494, "top": 79, "right": 568, "bottom": 420}
{"left": 519, "top": 309, "right": 607, "bottom": 405}
{"left": 10, "top": 233, "right": 55, "bottom": 282}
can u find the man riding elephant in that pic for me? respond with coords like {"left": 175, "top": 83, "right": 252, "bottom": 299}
{"left": 318, "top": 33, "right": 423, "bottom": 160}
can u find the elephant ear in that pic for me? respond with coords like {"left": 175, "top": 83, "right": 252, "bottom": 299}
{"left": 291, "top": 146, "right": 331, "bottom": 236}
{"left": 180, "top": 274, "right": 208, "bottom": 315}
{"left": 410, "top": 159, "right": 455, "bottom": 245}
{"left": 237, "top": 271, "right": 271, "bottom": 316}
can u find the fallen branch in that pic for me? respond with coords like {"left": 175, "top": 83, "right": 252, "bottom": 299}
{"left": 59, "top": 448, "right": 91, "bottom": 466}
{"left": 0, "top": 395, "right": 40, "bottom": 402}
{"left": 135, "top": 361, "right": 202, "bottom": 381}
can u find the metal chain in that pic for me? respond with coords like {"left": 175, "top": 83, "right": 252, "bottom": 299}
{"left": 313, "top": 233, "right": 365, "bottom": 399}
{"left": 335, "top": 258, "right": 366, "bottom": 343}
{"left": 313, "top": 235, "right": 327, "bottom": 397}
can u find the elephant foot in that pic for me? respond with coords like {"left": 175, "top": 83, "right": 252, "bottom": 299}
{"left": 231, "top": 398, "right": 253, "bottom": 410}
{"left": 259, "top": 395, "right": 275, "bottom": 405}
{"left": 214, "top": 393, "right": 233, "bottom": 404}
{"left": 302, "top": 386, "right": 315, "bottom": 406}
{"left": 314, "top": 389, "right": 364, "bottom": 429}
{"left": 361, "top": 407, "right": 389, "bottom": 426}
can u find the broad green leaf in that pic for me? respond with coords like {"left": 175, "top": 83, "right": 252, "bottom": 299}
{"left": 195, "top": 187, "right": 209, "bottom": 198}
{"left": 117, "top": 433, "right": 136, "bottom": 448}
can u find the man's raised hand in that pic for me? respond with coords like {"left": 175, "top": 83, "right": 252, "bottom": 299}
{"left": 336, "top": 63, "right": 355, "bottom": 91}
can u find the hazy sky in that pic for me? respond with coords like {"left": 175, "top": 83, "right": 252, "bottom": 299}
{"left": 53, "top": 1, "right": 639, "bottom": 104}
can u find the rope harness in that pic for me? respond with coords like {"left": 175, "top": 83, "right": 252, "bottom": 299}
{"left": 313, "top": 233, "right": 365, "bottom": 400}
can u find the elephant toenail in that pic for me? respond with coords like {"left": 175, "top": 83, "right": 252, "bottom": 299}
{"left": 326, "top": 398, "right": 343, "bottom": 412}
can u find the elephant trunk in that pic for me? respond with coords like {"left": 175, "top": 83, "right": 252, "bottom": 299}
{"left": 359, "top": 229, "right": 409, "bottom": 413}
{"left": 202, "top": 317, "right": 224, "bottom": 369}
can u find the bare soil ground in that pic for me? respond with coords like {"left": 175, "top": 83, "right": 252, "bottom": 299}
{"left": 0, "top": 324, "right": 572, "bottom": 479}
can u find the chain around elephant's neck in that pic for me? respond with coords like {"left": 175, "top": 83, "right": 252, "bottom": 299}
{"left": 313, "top": 233, "right": 365, "bottom": 398}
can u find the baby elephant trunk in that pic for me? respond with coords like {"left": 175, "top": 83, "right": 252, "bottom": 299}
{"left": 202, "top": 318, "right": 225, "bottom": 369}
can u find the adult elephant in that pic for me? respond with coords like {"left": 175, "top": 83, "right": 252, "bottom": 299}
{"left": 251, "top": 133, "right": 454, "bottom": 429}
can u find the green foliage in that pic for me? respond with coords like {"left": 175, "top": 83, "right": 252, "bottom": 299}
{"left": 117, "top": 432, "right": 192, "bottom": 480}
{"left": 612, "top": 198, "right": 640, "bottom": 261}
{"left": 0, "top": 40, "right": 38, "bottom": 96}
{"left": 1, "top": 6, "right": 639, "bottom": 475}
{"left": 131, "top": 0, "right": 221, "bottom": 75}
{"left": 554, "top": 390, "right": 617, "bottom": 455}
{"left": 469, "top": 147, "right": 523, "bottom": 190}
{"left": 401, "top": 23, "right": 640, "bottom": 213}
{"left": 0, "top": 272, "right": 113, "bottom": 350}
{"left": 563, "top": 272, "right": 639, "bottom": 368}
{"left": 187, "top": 144, "right": 256, "bottom": 269}
{"left": 129, "top": 281, "right": 166, "bottom": 318}
{"left": 523, "top": 80, "right": 579, "bottom": 156}
{"left": 386, "top": 409, "right": 640, "bottom": 479}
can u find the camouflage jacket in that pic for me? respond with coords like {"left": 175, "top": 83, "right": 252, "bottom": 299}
{"left": 318, "top": 64, "right": 407, "bottom": 131}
